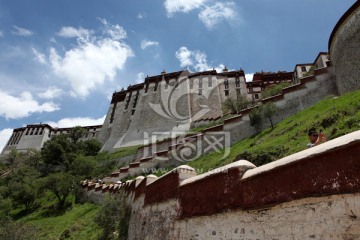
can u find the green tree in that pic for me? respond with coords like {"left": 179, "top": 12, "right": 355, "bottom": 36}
{"left": 23, "top": 149, "right": 42, "bottom": 167}
{"left": 249, "top": 107, "right": 263, "bottom": 133}
{"left": 222, "top": 95, "right": 249, "bottom": 114}
{"left": 45, "top": 172, "right": 76, "bottom": 207}
{"left": 68, "top": 126, "right": 87, "bottom": 144}
{"left": 261, "top": 82, "right": 291, "bottom": 99}
{"left": 70, "top": 155, "right": 96, "bottom": 179}
{"left": 95, "top": 192, "right": 131, "bottom": 240}
{"left": 0, "top": 217, "right": 38, "bottom": 240}
{"left": 7, "top": 165, "right": 44, "bottom": 211}
{"left": 261, "top": 102, "right": 278, "bottom": 129}
{"left": 3, "top": 149, "right": 21, "bottom": 168}
{"left": 0, "top": 187, "right": 12, "bottom": 217}
{"left": 79, "top": 139, "right": 102, "bottom": 156}
{"left": 41, "top": 134, "right": 77, "bottom": 171}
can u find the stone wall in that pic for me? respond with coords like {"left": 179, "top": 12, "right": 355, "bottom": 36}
{"left": 84, "top": 130, "right": 360, "bottom": 240}
{"left": 104, "top": 66, "right": 338, "bottom": 176}
{"left": 329, "top": 1, "right": 360, "bottom": 95}
{"left": 99, "top": 70, "right": 249, "bottom": 152}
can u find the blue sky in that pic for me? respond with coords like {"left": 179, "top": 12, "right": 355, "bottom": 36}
{"left": 0, "top": 0, "right": 356, "bottom": 150}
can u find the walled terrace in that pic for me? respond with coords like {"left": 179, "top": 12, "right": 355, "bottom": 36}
{"left": 83, "top": 128, "right": 360, "bottom": 239}
{"left": 97, "top": 65, "right": 337, "bottom": 182}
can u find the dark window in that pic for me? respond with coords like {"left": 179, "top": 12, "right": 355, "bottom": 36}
{"left": 125, "top": 92, "right": 132, "bottom": 110}
{"left": 154, "top": 82, "right": 158, "bottom": 92}
{"left": 225, "top": 90, "right": 229, "bottom": 96}
{"left": 235, "top": 78, "right": 240, "bottom": 88}
{"left": 301, "top": 66, "right": 307, "bottom": 72}
{"left": 254, "top": 94, "right": 259, "bottom": 99}
{"left": 110, "top": 102, "right": 117, "bottom": 123}
{"left": 198, "top": 89, "right": 202, "bottom": 95}
{"left": 224, "top": 80, "right": 229, "bottom": 89}
{"left": 144, "top": 84, "right": 149, "bottom": 93}
{"left": 132, "top": 91, "right": 139, "bottom": 109}
{"left": 131, "top": 109, "right": 135, "bottom": 115}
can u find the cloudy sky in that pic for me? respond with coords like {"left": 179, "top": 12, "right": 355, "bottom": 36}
{"left": 0, "top": 0, "right": 355, "bottom": 151}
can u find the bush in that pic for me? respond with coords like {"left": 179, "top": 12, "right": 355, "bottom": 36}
{"left": 262, "top": 82, "right": 291, "bottom": 99}
{"left": 95, "top": 191, "right": 131, "bottom": 240}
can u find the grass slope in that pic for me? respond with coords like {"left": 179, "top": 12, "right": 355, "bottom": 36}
{"left": 14, "top": 90, "right": 360, "bottom": 238}
{"left": 16, "top": 194, "right": 101, "bottom": 240}
{"left": 189, "top": 90, "right": 360, "bottom": 172}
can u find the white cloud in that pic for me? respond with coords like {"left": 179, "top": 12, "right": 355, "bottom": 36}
{"left": 49, "top": 20, "right": 134, "bottom": 98}
{"left": 0, "top": 31, "right": 4, "bottom": 37}
{"left": 38, "top": 86, "right": 63, "bottom": 99}
{"left": 32, "top": 47, "right": 46, "bottom": 64}
{"left": 12, "top": 25, "right": 34, "bottom": 36}
{"left": 141, "top": 40, "right": 159, "bottom": 50}
{"left": 198, "top": 2, "right": 237, "bottom": 29}
{"left": 164, "top": 0, "right": 237, "bottom": 29}
{"left": 175, "top": 46, "right": 225, "bottom": 72}
{"left": 57, "top": 26, "right": 93, "bottom": 38}
{"left": 99, "top": 18, "right": 127, "bottom": 40}
{"left": 0, "top": 128, "right": 13, "bottom": 153}
{"left": 175, "top": 47, "right": 193, "bottom": 67}
{"left": 245, "top": 73, "right": 254, "bottom": 82}
{"left": 0, "top": 90, "right": 60, "bottom": 120}
{"left": 137, "top": 13, "right": 147, "bottom": 19}
{"left": 136, "top": 72, "right": 145, "bottom": 83}
{"left": 46, "top": 115, "right": 106, "bottom": 128}
{"left": 164, "top": 0, "right": 206, "bottom": 16}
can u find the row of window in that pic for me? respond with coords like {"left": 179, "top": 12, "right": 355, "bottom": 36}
{"left": 8, "top": 132, "right": 23, "bottom": 146}
{"left": 191, "top": 78, "right": 241, "bottom": 90}
{"left": 224, "top": 88, "right": 242, "bottom": 97}
{"left": 25, "top": 128, "right": 44, "bottom": 136}
{"left": 138, "top": 77, "right": 245, "bottom": 96}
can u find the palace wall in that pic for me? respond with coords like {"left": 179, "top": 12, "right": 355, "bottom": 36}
{"left": 330, "top": 1, "right": 360, "bottom": 94}
{"left": 105, "top": 65, "right": 337, "bottom": 176}
{"left": 84, "top": 130, "right": 360, "bottom": 240}
{"left": 99, "top": 70, "right": 247, "bottom": 152}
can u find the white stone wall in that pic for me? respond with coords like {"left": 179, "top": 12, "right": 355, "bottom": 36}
{"left": 330, "top": 2, "right": 360, "bottom": 94}
{"left": 175, "top": 193, "right": 360, "bottom": 240}
{"left": 128, "top": 198, "right": 179, "bottom": 240}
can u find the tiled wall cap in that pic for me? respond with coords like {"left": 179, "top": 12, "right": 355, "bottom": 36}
{"left": 181, "top": 160, "right": 256, "bottom": 186}
{"left": 135, "top": 176, "right": 145, "bottom": 187}
{"left": 176, "top": 165, "right": 196, "bottom": 173}
{"left": 146, "top": 174, "right": 159, "bottom": 185}
{"left": 146, "top": 174, "right": 158, "bottom": 179}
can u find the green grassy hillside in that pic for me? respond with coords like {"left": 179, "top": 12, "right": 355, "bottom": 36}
{"left": 189, "top": 90, "right": 360, "bottom": 172}
{"left": 4, "top": 90, "right": 360, "bottom": 239}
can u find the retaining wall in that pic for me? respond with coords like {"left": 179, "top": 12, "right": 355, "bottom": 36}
{"left": 106, "top": 66, "right": 337, "bottom": 179}
{"left": 84, "top": 130, "right": 360, "bottom": 239}
{"left": 329, "top": 1, "right": 360, "bottom": 95}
